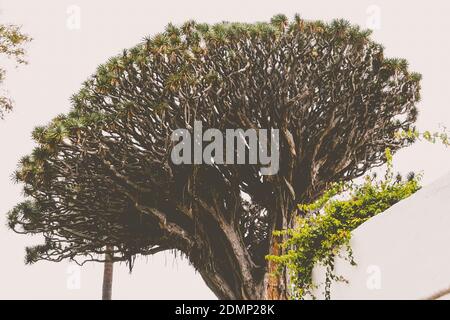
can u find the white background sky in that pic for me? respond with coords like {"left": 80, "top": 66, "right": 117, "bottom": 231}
{"left": 0, "top": 0, "right": 450, "bottom": 299}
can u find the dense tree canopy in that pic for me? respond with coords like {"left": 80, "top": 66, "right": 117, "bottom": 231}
{"left": 8, "top": 15, "right": 421, "bottom": 299}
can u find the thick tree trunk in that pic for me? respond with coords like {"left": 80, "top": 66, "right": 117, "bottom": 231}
{"left": 264, "top": 236, "right": 288, "bottom": 300}
{"left": 263, "top": 185, "right": 293, "bottom": 300}
{"left": 195, "top": 219, "right": 289, "bottom": 300}
{"left": 102, "top": 245, "right": 114, "bottom": 300}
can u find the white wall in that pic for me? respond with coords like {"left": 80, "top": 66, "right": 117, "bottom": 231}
{"left": 311, "top": 172, "right": 450, "bottom": 300}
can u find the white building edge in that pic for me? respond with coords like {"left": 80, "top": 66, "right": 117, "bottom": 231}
{"left": 310, "top": 172, "right": 450, "bottom": 300}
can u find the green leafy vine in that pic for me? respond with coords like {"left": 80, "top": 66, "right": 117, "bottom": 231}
{"left": 267, "top": 149, "right": 421, "bottom": 299}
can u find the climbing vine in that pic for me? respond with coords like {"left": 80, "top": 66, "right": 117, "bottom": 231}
{"left": 395, "top": 127, "right": 450, "bottom": 146}
{"left": 267, "top": 149, "right": 421, "bottom": 299}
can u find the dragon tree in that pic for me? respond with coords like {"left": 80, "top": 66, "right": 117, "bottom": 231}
{"left": 8, "top": 15, "right": 421, "bottom": 299}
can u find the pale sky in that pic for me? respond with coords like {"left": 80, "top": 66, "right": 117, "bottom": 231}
{"left": 1, "top": 0, "right": 450, "bottom": 299}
